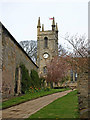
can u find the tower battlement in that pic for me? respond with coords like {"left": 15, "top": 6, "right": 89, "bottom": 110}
{"left": 37, "top": 17, "right": 58, "bottom": 34}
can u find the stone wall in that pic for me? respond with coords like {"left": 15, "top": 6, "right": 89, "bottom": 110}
{"left": 77, "top": 72, "right": 89, "bottom": 118}
{"left": 0, "top": 23, "right": 2, "bottom": 94}
{"left": 1, "top": 23, "right": 38, "bottom": 98}
{"left": 0, "top": 23, "right": 2, "bottom": 119}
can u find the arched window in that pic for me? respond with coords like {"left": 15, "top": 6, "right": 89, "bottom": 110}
{"left": 44, "top": 37, "right": 48, "bottom": 48}
{"left": 43, "top": 66, "right": 47, "bottom": 74}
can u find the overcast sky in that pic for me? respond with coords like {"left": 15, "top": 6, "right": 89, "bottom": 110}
{"left": 0, "top": 0, "right": 88, "bottom": 48}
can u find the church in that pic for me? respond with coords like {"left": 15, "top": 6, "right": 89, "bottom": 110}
{"left": 37, "top": 17, "right": 58, "bottom": 78}
{"left": 0, "top": 17, "right": 58, "bottom": 98}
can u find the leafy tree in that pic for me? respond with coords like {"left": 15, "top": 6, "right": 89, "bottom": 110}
{"left": 30, "top": 69, "right": 41, "bottom": 88}
{"left": 20, "top": 64, "right": 31, "bottom": 94}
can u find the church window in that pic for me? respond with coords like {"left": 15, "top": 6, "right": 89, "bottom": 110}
{"left": 44, "top": 37, "right": 48, "bottom": 48}
{"left": 43, "top": 66, "right": 47, "bottom": 74}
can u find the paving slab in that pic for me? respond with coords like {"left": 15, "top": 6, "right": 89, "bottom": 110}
{"left": 2, "top": 90, "right": 72, "bottom": 119}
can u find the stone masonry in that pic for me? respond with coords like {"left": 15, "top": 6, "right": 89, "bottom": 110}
{"left": 37, "top": 17, "right": 58, "bottom": 77}
{"left": 77, "top": 72, "right": 89, "bottom": 118}
{"left": 0, "top": 22, "right": 38, "bottom": 99}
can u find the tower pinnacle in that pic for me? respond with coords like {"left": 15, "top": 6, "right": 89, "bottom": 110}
{"left": 52, "top": 17, "right": 55, "bottom": 31}
{"left": 37, "top": 17, "right": 41, "bottom": 35}
{"left": 37, "top": 17, "right": 41, "bottom": 27}
{"left": 42, "top": 24, "right": 44, "bottom": 31}
{"left": 56, "top": 23, "right": 58, "bottom": 31}
{"left": 52, "top": 17, "right": 55, "bottom": 26}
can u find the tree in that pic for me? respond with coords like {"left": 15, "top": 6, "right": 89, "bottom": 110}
{"left": 20, "top": 64, "right": 31, "bottom": 94}
{"left": 19, "top": 40, "right": 37, "bottom": 63}
{"left": 58, "top": 44, "right": 67, "bottom": 56}
{"left": 46, "top": 55, "right": 71, "bottom": 83}
{"left": 30, "top": 69, "right": 41, "bottom": 88}
{"left": 64, "top": 34, "right": 88, "bottom": 73}
{"left": 46, "top": 44, "right": 72, "bottom": 85}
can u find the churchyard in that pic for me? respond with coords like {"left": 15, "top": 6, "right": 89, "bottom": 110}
{"left": 0, "top": 7, "right": 89, "bottom": 118}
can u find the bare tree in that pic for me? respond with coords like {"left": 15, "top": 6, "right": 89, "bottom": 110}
{"left": 64, "top": 34, "right": 88, "bottom": 73}
{"left": 64, "top": 34, "right": 88, "bottom": 57}
{"left": 19, "top": 40, "right": 37, "bottom": 63}
{"left": 58, "top": 44, "right": 67, "bottom": 56}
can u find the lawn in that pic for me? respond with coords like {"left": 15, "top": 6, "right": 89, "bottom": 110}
{"left": 28, "top": 90, "right": 79, "bottom": 119}
{"left": 1, "top": 88, "right": 70, "bottom": 109}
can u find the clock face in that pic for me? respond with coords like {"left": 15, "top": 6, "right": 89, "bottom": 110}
{"left": 43, "top": 53, "right": 49, "bottom": 59}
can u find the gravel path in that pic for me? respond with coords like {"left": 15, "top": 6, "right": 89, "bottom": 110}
{"left": 2, "top": 90, "right": 72, "bottom": 119}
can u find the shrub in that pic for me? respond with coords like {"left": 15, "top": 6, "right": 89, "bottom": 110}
{"left": 30, "top": 69, "right": 41, "bottom": 88}
{"left": 44, "top": 87, "right": 50, "bottom": 91}
{"left": 20, "top": 64, "right": 31, "bottom": 94}
{"left": 18, "top": 64, "right": 41, "bottom": 94}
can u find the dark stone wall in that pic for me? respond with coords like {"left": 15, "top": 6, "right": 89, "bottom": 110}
{"left": 1, "top": 24, "right": 38, "bottom": 98}
{"left": 0, "top": 23, "right": 2, "bottom": 96}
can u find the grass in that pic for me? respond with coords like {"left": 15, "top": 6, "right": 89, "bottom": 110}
{"left": 1, "top": 88, "right": 70, "bottom": 109}
{"left": 27, "top": 90, "right": 79, "bottom": 119}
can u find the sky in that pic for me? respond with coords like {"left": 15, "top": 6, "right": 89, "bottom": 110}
{"left": 0, "top": 0, "right": 88, "bottom": 49}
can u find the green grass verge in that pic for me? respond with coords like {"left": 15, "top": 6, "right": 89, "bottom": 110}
{"left": 27, "top": 90, "right": 79, "bottom": 119}
{"left": 1, "top": 88, "right": 70, "bottom": 109}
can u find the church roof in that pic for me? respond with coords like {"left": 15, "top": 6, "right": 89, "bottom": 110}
{"left": 0, "top": 22, "right": 39, "bottom": 68}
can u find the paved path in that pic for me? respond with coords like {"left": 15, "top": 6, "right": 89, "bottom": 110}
{"left": 2, "top": 90, "right": 72, "bottom": 119}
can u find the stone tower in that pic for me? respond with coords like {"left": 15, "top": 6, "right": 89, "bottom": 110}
{"left": 37, "top": 17, "right": 58, "bottom": 77}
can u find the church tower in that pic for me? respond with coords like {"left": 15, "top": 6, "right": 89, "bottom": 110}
{"left": 37, "top": 17, "right": 58, "bottom": 77}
